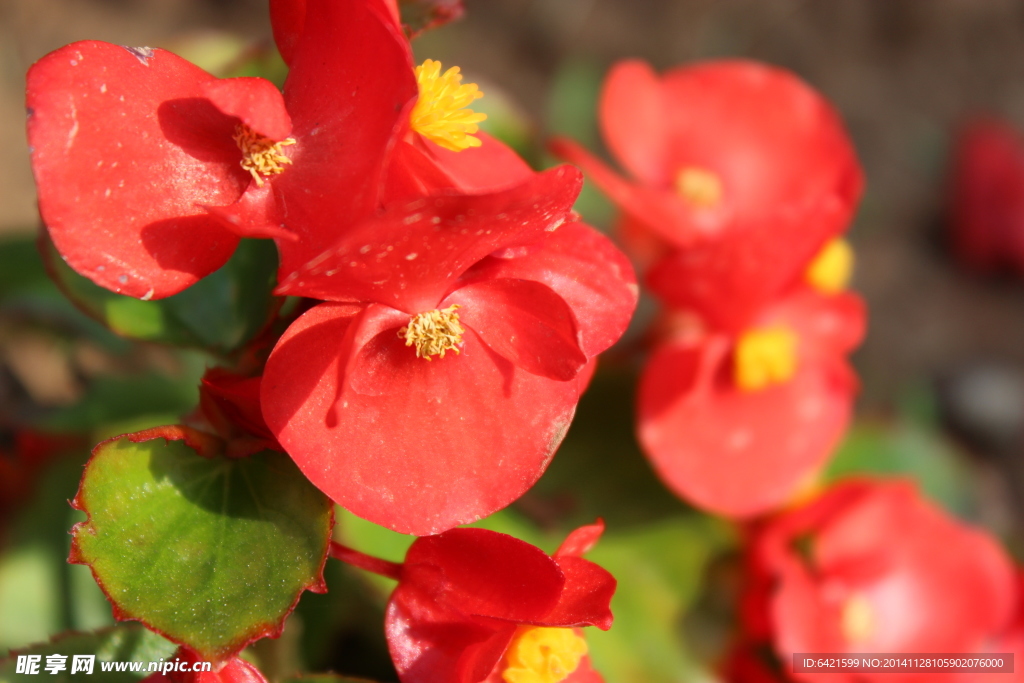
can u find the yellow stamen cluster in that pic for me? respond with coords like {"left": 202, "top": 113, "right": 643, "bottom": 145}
{"left": 806, "top": 238, "right": 854, "bottom": 294}
{"left": 841, "top": 593, "right": 875, "bottom": 644}
{"left": 410, "top": 59, "right": 487, "bottom": 152}
{"left": 502, "top": 627, "right": 588, "bottom": 683}
{"left": 675, "top": 166, "right": 723, "bottom": 208}
{"left": 734, "top": 326, "right": 799, "bottom": 392}
{"left": 233, "top": 124, "right": 296, "bottom": 187}
{"left": 398, "top": 305, "right": 465, "bottom": 360}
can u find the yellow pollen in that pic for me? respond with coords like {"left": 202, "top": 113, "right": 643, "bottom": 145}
{"left": 734, "top": 326, "right": 798, "bottom": 392}
{"left": 841, "top": 593, "right": 875, "bottom": 644}
{"left": 233, "top": 124, "right": 296, "bottom": 187}
{"left": 398, "top": 305, "right": 465, "bottom": 360}
{"left": 675, "top": 166, "right": 723, "bottom": 208}
{"left": 501, "top": 627, "right": 588, "bottom": 683}
{"left": 806, "top": 238, "right": 854, "bottom": 294}
{"left": 411, "top": 59, "right": 487, "bottom": 152}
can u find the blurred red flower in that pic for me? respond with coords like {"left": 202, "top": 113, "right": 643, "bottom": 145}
{"left": 637, "top": 288, "right": 864, "bottom": 518}
{"left": 261, "top": 170, "right": 637, "bottom": 534}
{"left": 551, "top": 59, "right": 862, "bottom": 332}
{"left": 949, "top": 118, "right": 1024, "bottom": 275}
{"left": 26, "top": 0, "right": 416, "bottom": 299}
{"left": 363, "top": 522, "right": 614, "bottom": 683}
{"left": 752, "top": 479, "right": 1017, "bottom": 683}
{"left": 142, "top": 649, "right": 266, "bottom": 683}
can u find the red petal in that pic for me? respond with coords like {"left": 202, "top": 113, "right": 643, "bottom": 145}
{"left": 548, "top": 137, "right": 698, "bottom": 245}
{"left": 274, "top": 0, "right": 418, "bottom": 276}
{"left": 555, "top": 521, "right": 605, "bottom": 557}
{"left": 637, "top": 337, "right": 853, "bottom": 517}
{"left": 386, "top": 528, "right": 566, "bottom": 683}
{"left": 203, "top": 183, "right": 295, "bottom": 241}
{"left": 763, "top": 481, "right": 1017, "bottom": 664}
{"left": 403, "top": 529, "right": 565, "bottom": 622}
{"left": 466, "top": 221, "right": 638, "bottom": 358}
{"left": 536, "top": 556, "right": 616, "bottom": 630}
{"left": 386, "top": 598, "right": 516, "bottom": 683}
{"left": 600, "top": 59, "right": 668, "bottom": 186}
{"left": 261, "top": 303, "right": 580, "bottom": 535}
{"left": 269, "top": 0, "right": 306, "bottom": 66}
{"left": 275, "top": 166, "right": 583, "bottom": 313}
{"left": 199, "top": 369, "right": 277, "bottom": 445}
{"left": 453, "top": 279, "right": 586, "bottom": 381}
{"left": 203, "top": 77, "right": 292, "bottom": 141}
{"left": 386, "top": 133, "right": 536, "bottom": 203}
{"left": 27, "top": 42, "right": 246, "bottom": 299}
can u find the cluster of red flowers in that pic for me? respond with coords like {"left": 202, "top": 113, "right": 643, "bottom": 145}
{"left": 727, "top": 480, "right": 1022, "bottom": 683}
{"left": 26, "top": 0, "right": 637, "bottom": 537}
{"left": 553, "top": 59, "right": 866, "bottom": 517}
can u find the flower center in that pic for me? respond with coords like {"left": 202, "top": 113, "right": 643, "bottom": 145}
{"left": 841, "top": 593, "right": 875, "bottom": 644}
{"left": 806, "top": 238, "right": 854, "bottom": 294}
{"left": 398, "top": 305, "right": 465, "bottom": 360}
{"left": 410, "top": 59, "right": 487, "bottom": 152}
{"left": 734, "top": 326, "right": 798, "bottom": 392}
{"left": 233, "top": 124, "right": 296, "bottom": 187}
{"left": 501, "top": 627, "right": 588, "bottom": 683}
{"left": 674, "top": 166, "right": 723, "bottom": 208}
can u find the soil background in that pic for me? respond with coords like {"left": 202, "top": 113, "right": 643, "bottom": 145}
{"left": 5, "top": 0, "right": 1024, "bottom": 484}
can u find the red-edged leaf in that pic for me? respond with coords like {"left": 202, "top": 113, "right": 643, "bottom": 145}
{"left": 261, "top": 302, "right": 580, "bottom": 535}
{"left": 69, "top": 429, "right": 333, "bottom": 662}
{"left": 27, "top": 41, "right": 247, "bottom": 299}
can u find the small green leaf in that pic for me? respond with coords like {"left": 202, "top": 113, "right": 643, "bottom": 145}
{"left": 42, "top": 236, "right": 279, "bottom": 354}
{"left": 0, "top": 624, "right": 176, "bottom": 682}
{"left": 71, "top": 434, "right": 333, "bottom": 661}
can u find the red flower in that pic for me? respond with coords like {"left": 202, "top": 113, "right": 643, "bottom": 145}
{"left": 261, "top": 170, "right": 638, "bottom": 534}
{"left": 142, "top": 648, "right": 266, "bottom": 683}
{"left": 194, "top": 368, "right": 282, "bottom": 458}
{"left": 949, "top": 118, "right": 1024, "bottom": 275}
{"left": 754, "top": 480, "right": 1017, "bottom": 683}
{"left": 551, "top": 59, "right": 862, "bottom": 332}
{"left": 26, "top": 0, "right": 416, "bottom": 299}
{"left": 333, "top": 522, "right": 614, "bottom": 683}
{"left": 637, "top": 288, "right": 864, "bottom": 517}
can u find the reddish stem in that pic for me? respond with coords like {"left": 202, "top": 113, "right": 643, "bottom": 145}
{"left": 329, "top": 541, "right": 403, "bottom": 580}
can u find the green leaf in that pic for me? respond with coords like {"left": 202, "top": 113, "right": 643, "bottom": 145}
{"left": 42, "top": 236, "right": 279, "bottom": 354}
{"left": 585, "top": 516, "right": 736, "bottom": 683}
{"left": 824, "top": 420, "right": 975, "bottom": 515}
{"left": 70, "top": 434, "right": 333, "bottom": 661}
{"left": 0, "top": 624, "right": 176, "bottom": 682}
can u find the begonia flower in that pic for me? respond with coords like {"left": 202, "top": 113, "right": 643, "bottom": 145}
{"left": 637, "top": 288, "right": 864, "bottom": 517}
{"left": 753, "top": 479, "right": 1017, "bottom": 683}
{"left": 269, "top": 0, "right": 540, "bottom": 204}
{"left": 949, "top": 118, "right": 1024, "bottom": 275}
{"left": 551, "top": 59, "right": 863, "bottom": 331}
{"left": 26, "top": 0, "right": 417, "bottom": 299}
{"left": 141, "top": 648, "right": 267, "bottom": 683}
{"left": 194, "top": 368, "right": 282, "bottom": 458}
{"left": 331, "top": 522, "right": 614, "bottom": 683}
{"left": 261, "top": 169, "right": 638, "bottom": 534}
